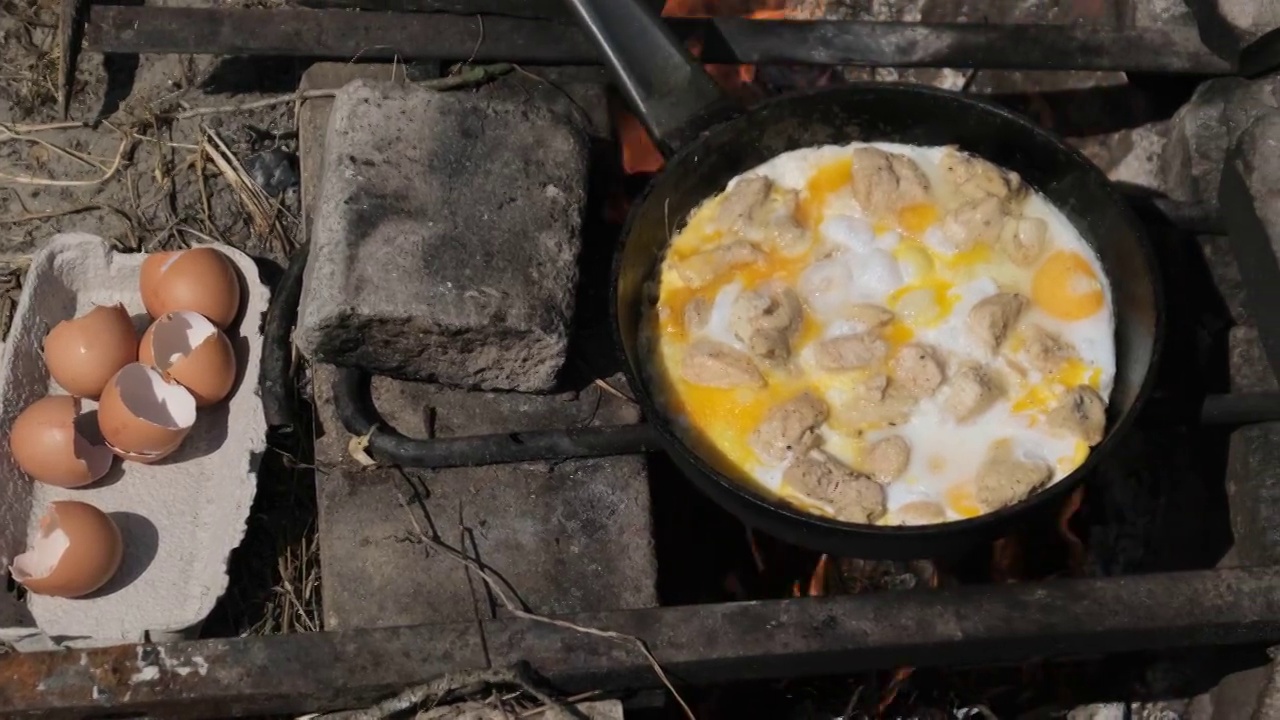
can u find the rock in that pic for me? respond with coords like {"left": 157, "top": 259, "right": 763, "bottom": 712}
{"left": 1230, "top": 110, "right": 1280, "bottom": 248}
{"left": 297, "top": 78, "right": 590, "bottom": 391}
{"left": 311, "top": 365, "right": 658, "bottom": 631}
{"left": 1160, "top": 78, "right": 1280, "bottom": 205}
{"left": 1197, "top": 0, "right": 1280, "bottom": 43}
{"left": 1070, "top": 121, "right": 1171, "bottom": 193}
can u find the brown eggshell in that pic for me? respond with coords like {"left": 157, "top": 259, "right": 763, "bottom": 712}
{"left": 104, "top": 438, "right": 182, "bottom": 464}
{"left": 139, "top": 311, "right": 237, "bottom": 407}
{"left": 10, "top": 501, "right": 123, "bottom": 598}
{"left": 8, "top": 396, "right": 114, "bottom": 488}
{"left": 139, "top": 247, "right": 242, "bottom": 329}
{"left": 42, "top": 304, "right": 138, "bottom": 398}
{"left": 97, "top": 363, "right": 197, "bottom": 457}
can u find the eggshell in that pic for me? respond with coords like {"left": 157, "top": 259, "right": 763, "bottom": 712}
{"left": 97, "top": 363, "right": 197, "bottom": 461}
{"left": 42, "top": 303, "right": 138, "bottom": 398}
{"left": 140, "top": 247, "right": 242, "bottom": 329}
{"left": 139, "top": 311, "right": 237, "bottom": 407}
{"left": 10, "top": 501, "right": 123, "bottom": 598}
{"left": 8, "top": 396, "right": 114, "bottom": 488}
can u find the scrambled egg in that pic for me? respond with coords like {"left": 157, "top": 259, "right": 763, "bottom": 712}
{"left": 643, "top": 142, "right": 1116, "bottom": 525}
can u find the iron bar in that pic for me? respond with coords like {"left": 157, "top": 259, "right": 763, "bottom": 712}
{"left": 85, "top": 7, "right": 1235, "bottom": 74}
{"left": 4, "top": 567, "right": 1280, "bottom": 718}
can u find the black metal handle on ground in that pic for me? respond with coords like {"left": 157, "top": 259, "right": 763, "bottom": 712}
{"left": 331, "top": 367, "right": 660, "bottom": 468}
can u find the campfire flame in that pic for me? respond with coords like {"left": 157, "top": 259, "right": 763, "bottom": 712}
{"left": 615, "top": 0, "right": 794, "bottom": 175}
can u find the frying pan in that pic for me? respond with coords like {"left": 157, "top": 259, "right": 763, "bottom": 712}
{"left": 567, "top": 0, "right": 1164, "bottom": 559}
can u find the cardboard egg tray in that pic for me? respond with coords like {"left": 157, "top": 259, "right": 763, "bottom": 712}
{"left": 0, "top": 233, "right": 267, "bottom": 649}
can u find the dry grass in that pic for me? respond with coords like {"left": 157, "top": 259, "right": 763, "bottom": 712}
{"left": 0, "top": 0, "right": 62, "bottom": 120}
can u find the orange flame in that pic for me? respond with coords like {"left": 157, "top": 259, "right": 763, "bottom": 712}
{"left": 807, "top": 554, "right": 829, "bottom": 597}
{"left": 1059, "top": 486, "right": 1087, "bottom": 575}
{"left": 614, "top": 0, "right": 793, "bottom": 175}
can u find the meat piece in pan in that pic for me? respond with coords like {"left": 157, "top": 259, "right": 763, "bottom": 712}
{"left": 1046, "top": 385, "right": 1107, "bottom": 445}
{"left": 941, "top": 195, "right": 1004, "bottom": 250}
{"left": 731, "top": 284, "right": 804, "bottom": 363}
{"left": 940, "top": 362, "right": 1004, "bottom": 422}
{"left": 999, "top": 215, "right": 1049, "bottom": 267}
{"left": 890, "top": 343, "right": 946, "bottom": 399}
{"left": 812, "top": 332, "right": 887, "bottom": 371}
{"left": 680, "top": 339, "right": 765, "bottom": 389}
{"left": 968, "top": 292, "right": 1027, "bottom": 353}
{"left": 783, "top": 452, "right": 886, "bottom": 523}
{"left": 940, "top": 147, "right": 1026, "bottom": 206}
{"left": 838, "top": 374, "right": 918, "bottom": 428}
{"left": 749, "top": 391, "right": 828, "bottom": 464}
{"left": 888, "top": 500, "right": 949, "bottom": 525}
{"left": 851, "top": 147, "right": 932, "bottom": 217}
{"left": 974, "top": 439, "right": 1053, "bottom": 512}
{"left": 715, "top": 175, "right": 808, "bottom": 256}
{"left": 864, "top": 434, "right": 910, "bottom": 483}
{"left": 1020, "top": 325, "right": 1076, "bottom": 373}
{"left": 674, "top": 240, "right": 763, "bottom": 289}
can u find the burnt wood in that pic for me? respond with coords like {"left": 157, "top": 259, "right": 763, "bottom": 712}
{"left": 5, "top": 567, "right": 1280, "bottom": 718}
{"left": 289, "top": 0, "right": 666, "bottom": 19}
{"left": 84, "top": 7, "right": 1235, "bottom": 73}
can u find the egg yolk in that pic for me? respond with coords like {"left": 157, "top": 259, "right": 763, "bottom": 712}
{"left": 944, "top": 483, "right": 982, "bottom": 519}
{"left": 898, "top": 203, "right": 939, "bottom": 238}
{"left": 799, "top": 158, "right": 852, "bottom": 228}
{"left": 1032, "top": 250, "right": 1105, "bottom": 321}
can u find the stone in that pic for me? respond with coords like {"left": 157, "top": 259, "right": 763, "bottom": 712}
{"left": 1191, "top": 0, "right": 1280, "bottom": 45}
{"left": 1224, "top": 325, "right": 1280, "bottom": 569}
{"left": 1070, "top": 121, "right": 1171, "bottom": 193}
{"left": 1231, "top": 110, "right": 1280, "bottom": 248}
{"left": 312, "top": 364, "right": 657, "bottom": 631}
{"left": 297, "top": 78, "right": 590, "bottom": 391}
{"left": 1160, "top": 78, "right": 1280, "bottom": 206}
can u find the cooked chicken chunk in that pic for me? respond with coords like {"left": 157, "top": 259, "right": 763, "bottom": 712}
{"left": 889, "top": 501, "right": 948, "bottom": 525}
{"left": 730, "top": 285, "right": 804, "bottom": 362}
{"left": 749, "top": 392, "right": 828, "bottom": 464}
{"left": 998, "top": 215, "right": 1048, "bottom": 266}
{"left": 837, "top": 374, "right": 918, "bottom": 428}
{"left": 674, "top": 240, "right": 763, "bottom": 289}
{"left": 974, "top": 439, "right": 1053, "bottom": 512}
{"left": 1021, "top": 325, "right": 1076, "bottom": 373}
{"left": 842, "top": 303, "right": 895, "bottom": 330}
{"left": 940, "top": 148, "right": 1026, "bottom": 206}
{"left": 715, "top": 175, "right": 808, "bottom": 256}
{"left": 968, "top": 292, "right": 1028, "bottom": 353}
{"left": 890, "top": 344, "right": 946, "bottom": 399}
{"left": 1046, "top": 385, "right": 1107, "bottom": 445}
{"left": 683, "top": 297, "right": 710, "bottom": 333}
{"left": 940, "top": 195, "right": 1004, "bottom": 250}
{"left": 783, "top": 453, "right": 886, "bottom": 523}
{"left": 716, "top": 175, "right": 773, "bottom": 231}
{"left": 851, "top": 148, "right": 932, "bottom": 217}
{"left": 941, "top": 362, "right": 1004, "bottom": 422}
{"left": 865, "top": 435, "right": 910, "bottom": 483}
{"left": 680, "top": 339, "right": 765, "bottom": 389}
{"left": 756, "top": 187, "right": 810, "bottom": 256}
{"left": 812, "top": 332, "right": 887, "bottom": 371}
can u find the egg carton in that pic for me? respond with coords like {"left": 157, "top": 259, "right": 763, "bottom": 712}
{"left": 0, "top": 233, "right": 268, "bottom": 649}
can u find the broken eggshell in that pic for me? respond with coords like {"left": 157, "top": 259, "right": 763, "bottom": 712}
{"left": 42, "top": 303, "right": 138, "bottom": 399}
{"left": 139, "top": 311, "right": 237, "bottom": 407}
{"left": 140, "top": 247, "right": 242, "bottom": 330}
{"left": 8, "top": 395, "right": 114, "bottom": 488}
{"left": 10, "top": 500, "right": 123, "bottom": 598}
{"left": 97, "top": 363, "right": 197, "bottom": 462}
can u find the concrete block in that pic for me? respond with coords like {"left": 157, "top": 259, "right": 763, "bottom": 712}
{"left": 297, "top": 79, "right": 590, "bottom": 391}
{"left": 312, "top": 365, "right": 657, "bottom": 631}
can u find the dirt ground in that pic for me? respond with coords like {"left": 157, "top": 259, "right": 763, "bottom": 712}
{"left": 1, "top": 0, "right": 318, "bottom": 637}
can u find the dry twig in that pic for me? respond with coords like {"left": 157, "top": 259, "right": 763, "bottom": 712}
{"left": 0, "top": 132, "right": 132, "bottom": 186}
{"left": 399, "top": 499, "right": 696, "bottom": 720}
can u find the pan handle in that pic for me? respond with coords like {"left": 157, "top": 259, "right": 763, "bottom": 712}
{"left": 564, "top": 0, "right": 739, "bottom": 156}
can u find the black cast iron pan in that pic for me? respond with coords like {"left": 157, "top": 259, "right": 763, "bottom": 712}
{"left": 565, "top": 0, "right": 1165, "bottom": 559}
